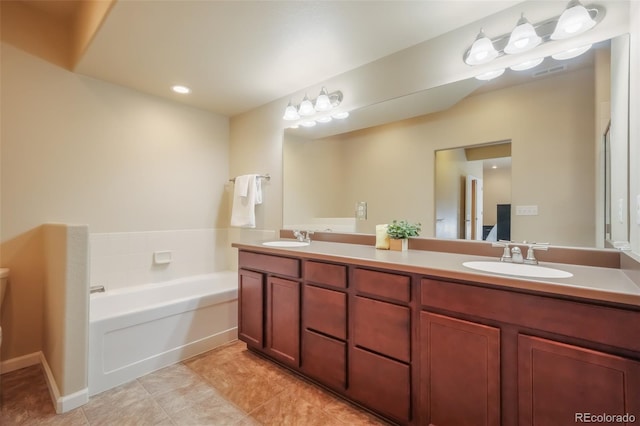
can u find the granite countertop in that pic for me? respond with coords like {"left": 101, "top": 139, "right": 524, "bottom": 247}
{"left": 233, "top": 239, "right": 640, "bottom": 308}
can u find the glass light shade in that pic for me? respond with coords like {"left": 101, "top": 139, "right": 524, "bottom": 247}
{"left": 510, "top": 57, "right": 544, "bottom": 71}
{"left": 465, "top": 30, "right": 499, "bottom": 65}
{"left": 504, "top": 15, "right": 541, "bottom": 54}
{"left": 298, "top": 95, "right": 316, "bottom": 116}
{"left": 314, "top": 88, "right": 332, "bottom": 111}
{"left": 550, "top": 0, "right": 596, "bottom": 40}
{"left": 316, "top": 116, "right": 332, "bottom": 123}
{"left": 300, "top": 120, "right": 316, "bottom": 127}
{"left": 551, "top": 44, "right": 592, "bottom": 60}
{"left": 283, "top": 101, "right": 300, "bottom": 120}
{"left": 332, "top": 111, "right": 349, "bottom": 119}
{"left": 475, "top": 68, "right": 505, "bottom": 81}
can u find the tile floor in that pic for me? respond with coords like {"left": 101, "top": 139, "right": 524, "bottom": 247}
{"left": 0, "top": 340, "right": 391, "bottom": 425}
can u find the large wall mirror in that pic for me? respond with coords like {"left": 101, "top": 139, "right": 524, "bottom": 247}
{"left": 283, "top": 34, "right": 630, "bottom": 249}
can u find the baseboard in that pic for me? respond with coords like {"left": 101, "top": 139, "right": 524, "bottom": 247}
{"left": 40, "top": 353, "right": 88, "bottom": 413}
{"left": 0, "top": 351, "right": 41, "bottom": 374}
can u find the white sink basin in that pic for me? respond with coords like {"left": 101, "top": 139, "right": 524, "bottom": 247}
{"left": 262, "top": 240, "right": 310, "bottom": 248}
{"left": 462, "top": 261, "right": 573, "bottom": 279}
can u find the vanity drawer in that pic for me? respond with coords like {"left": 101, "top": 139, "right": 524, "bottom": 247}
{"left": 350, "top": 346, "right": 411, "bottom": 423}
{"left": 302, "top": 330, "right": 346, "bottom": 391}
{"left": 353, "top": 296, "right": 410, "bottom": 362}
{"left": 353, "top": 268, "right": 411, "bottom": 303}
{"left": 304, "top": 261, "right": 347, "bottom": 288}
{"left": 303, "top": 284, "right": 347, "bottom": 340}
{"left": 239, "top": 251, "right": 300, "bottom": 278}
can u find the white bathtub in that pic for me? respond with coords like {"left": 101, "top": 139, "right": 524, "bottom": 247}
{"left": 89, "top": 271, "right": 238, "bottom": 396}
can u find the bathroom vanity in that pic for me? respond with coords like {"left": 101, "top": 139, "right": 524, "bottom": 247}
{"left": 233, "top": 239, "right": 640, "bottom": 426}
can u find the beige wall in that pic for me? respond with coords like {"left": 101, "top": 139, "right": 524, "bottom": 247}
{"left": 285, "top": 68, "right": 596, "bottom": 246}
{"left": 630, "top": 1, "right": 640, "bottom": 256}
{"left": 1, "top": 43, "right": 229, "bottom": 365}
{"left": 43, "top": 224, "right": 89, "bottom": 401}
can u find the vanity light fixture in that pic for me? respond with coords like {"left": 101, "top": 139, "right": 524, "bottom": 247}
{"left": 550, "top": 0, "right": 597, "bottom": 40}
{"left": 463, "top": 2, "right": 603, "bottom": 70}
{"left": 300, "top": 120, "right": 317, "bottom": 127}
{"left": 171, "top": 85, "right": 191, "bottom": 94}
{"left": 504, "top": 14, "right": 541, "bottom": 54}
{"left": 316, "top": 116, "right": 332, "bottom": 123}
{"left": 282, "top": 87, "right": 344, "bottom": 122}
{"left": 332, "top": 111, "right": 350, "bottom": 119}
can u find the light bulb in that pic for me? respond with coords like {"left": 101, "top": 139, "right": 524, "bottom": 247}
{"left": 465, "top": 29, "right": 499, "bottom": 66}
{"left": 551, "top": 0, "right": 596, "bottom": 40}
{"left": 315, "top": 87, "right": 332, "bottom": 111}
{"left": 283, "top": 101, "right": 300, "bottom": 120}
{"left": 298, "top": 94, "right": 315, "bottom": 116}
{"left": 504, "top": 14, "right": 541, "bottom": 54}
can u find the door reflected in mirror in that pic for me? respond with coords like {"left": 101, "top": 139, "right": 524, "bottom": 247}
{"left": 435, "top": 142, "right": 511, "bottom": 242}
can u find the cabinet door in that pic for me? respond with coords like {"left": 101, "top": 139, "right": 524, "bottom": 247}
{"left": 238, "top": 269, "right": 264, "bottom": 347}
{"left": 420, "top": 312, "right": 500, "bottom": 426}
{"left": 518, "top": 334, "right": 640, "bottom": 426}
{"left": 266, "top": 276, "right": 301, "bottom": 367}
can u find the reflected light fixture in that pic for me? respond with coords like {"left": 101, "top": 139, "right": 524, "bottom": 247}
{"left": 283, "top": 87, "right": 344, "bottom": 127}
{"left": 510, "top": 57, "right": 544, "bottom": 71}
{"left": 332, "top": 111, "right": 349, "bottom": 119}
{"left": 475, "top": 68, "right": 505, "bottom": 81}
{"left": 504, "top": 14, "right": 541, "bottom": 54}
{"left": 465, "top": 29, "right": 499, "bottom": 66}
{"left": 551, "top": 0, "right": 597, "bottom": 40}
{"left": 551, "top": 44, "right": 592, "bottom": 60}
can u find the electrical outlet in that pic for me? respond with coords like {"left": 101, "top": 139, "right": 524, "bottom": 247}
{"left": 355, "top": 201, "right": 367, "bottom": 220}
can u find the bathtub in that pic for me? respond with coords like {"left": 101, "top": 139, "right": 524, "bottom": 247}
{"left": 89, "top": 271, "right": 238, "bottom": 396}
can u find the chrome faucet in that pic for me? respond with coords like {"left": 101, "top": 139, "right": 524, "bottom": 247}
{"left": 510, "top": 246, "right": 524, "bottom": 263}
{"left": 293, "top": 230, "right": 314, "bottom": 243}
{"left": 492, "top": 240, "right": 548, "bottom": 264}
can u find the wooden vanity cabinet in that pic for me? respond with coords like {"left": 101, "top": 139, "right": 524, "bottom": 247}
{"left": 301, "top": 261, "right": 348, "bottom": 391}
{"left": 238, "top": 251, "right": 301, "bottom": 368}
{"left": 419, "top": 312, "right": 501, "bottom": 426}
{"left": 349, "top": 268, "right": 413, "bottom": 424}
{"left": 237, "top": 248, "right": 640, "bottom": 426}
{"left": 420, "top": 277, "right": 640, "bottom": 426}
{"left": 518, "top": 334, "right": 640, "bottom": 426}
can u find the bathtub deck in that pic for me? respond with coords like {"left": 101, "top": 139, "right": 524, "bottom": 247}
{"left": 1, "top": 341, "right": 390, "bottom": 425}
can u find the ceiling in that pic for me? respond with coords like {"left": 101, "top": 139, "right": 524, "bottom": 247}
{"left": 70, "top": 0, "right": 523, "bottom": 117}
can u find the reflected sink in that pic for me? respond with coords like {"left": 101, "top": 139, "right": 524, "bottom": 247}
{"left": 462, "top": 261, "right": 573, "bottom": 279}
{"left": 262, "top": 240, "right": 310, "bottom": 248}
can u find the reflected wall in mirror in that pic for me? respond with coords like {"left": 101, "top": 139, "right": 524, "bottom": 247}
{"left": 283, "top": 35, "right": 630, "bottom": 249}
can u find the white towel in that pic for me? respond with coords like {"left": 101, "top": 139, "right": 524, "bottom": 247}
{"left": 230, "top": 174, "right": 263, "bottom": 228}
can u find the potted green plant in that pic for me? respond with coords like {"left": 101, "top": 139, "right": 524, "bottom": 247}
{"left": 386, "top": 220, "right": 421, "bottom": 251}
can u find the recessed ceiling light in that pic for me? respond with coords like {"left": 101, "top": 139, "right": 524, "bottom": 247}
{"left": 172, "top": 85, "right": 191, "bottom": 94}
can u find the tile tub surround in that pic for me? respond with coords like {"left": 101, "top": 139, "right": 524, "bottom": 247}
{"left": 0, "top": 341, "right": 389, "bottom": 426}
{"left": 89, "top": 229, "right": 230, "bottom": 292}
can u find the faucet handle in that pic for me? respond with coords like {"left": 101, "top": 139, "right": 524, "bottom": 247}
{"left": 492, "top": 240, "right": 512, "bottom": 262}
{"left": 524, "top": 242, "right": 549, "bottom": 264}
